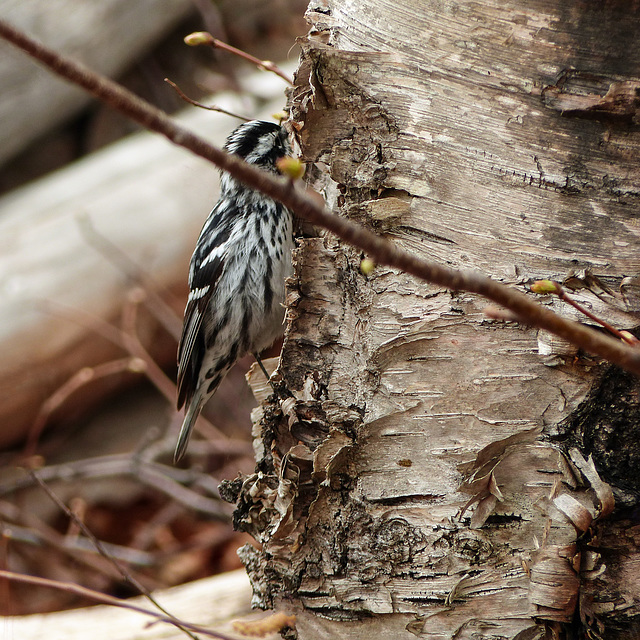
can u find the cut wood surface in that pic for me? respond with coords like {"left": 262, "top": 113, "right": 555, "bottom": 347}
{"left": 0, "top": 0, "right": 193, "bottom": 167}
{"left": 0, "top": 81, "right": 290, "bottom": 448}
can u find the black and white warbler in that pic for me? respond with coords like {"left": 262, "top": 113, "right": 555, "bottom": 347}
{"left": 175, "top": 120, "right": 294, "bottom": 462}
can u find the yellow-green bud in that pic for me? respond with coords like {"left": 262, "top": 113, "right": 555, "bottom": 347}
{"left": 360, "top": 258, "right": 376, "bottom": 275}
{"left": 276, "top": 156, "right": 305, "bottom": 180}
{"left": 531, "top": 279, "right": 559, "bottom": 295}
{"left": 184, "top": 31, "right": 212, "bottom": 46}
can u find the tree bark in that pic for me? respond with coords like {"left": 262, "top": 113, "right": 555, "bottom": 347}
{"left": 232, "top": 1, "right": 640, "bottom": 638}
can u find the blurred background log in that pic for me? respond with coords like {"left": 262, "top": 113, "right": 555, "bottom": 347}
{"left": 0, "top": 0, "right": 194, "bottom": 168}
{"left": 6, "top": 568, "right": 254, "bottom": 640}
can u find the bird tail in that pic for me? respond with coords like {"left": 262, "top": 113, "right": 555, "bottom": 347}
{"left": 174, "top": 397, "right": 204, "bottom": 463}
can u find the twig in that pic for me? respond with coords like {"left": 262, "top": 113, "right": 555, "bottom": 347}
{"left": 184, "top": 31, "right": 293, "bottom": 85}
{"left": 35, "top": 297, "right": 177, "bottom": 411}
{"left": 37, "top": 293, "right": 234, "bottom": 451}
{"left": 0, "top": 454, "right": 239, "bottom": 518}
{"left": 120, "top": 289, "right": 180, "bottom": 404}
{"left": 0, "top": 521, "right": 156, "bottom": 567}
{"left": 2, "top": 19, "right": 640, "bottom": 377}
{"left": 78, "top": 214, "right": 184, "bottom": 341}
{"left": 30, "top": 471, "right": 201, "bottom": 640}
{"left": 560, "top": 288, "right": 639, "bottom": 345}
{"left": 532, "top": 280, "right": 640, "bottom": 346}
{"left": 120, "top": 289, "right": 230, "bottom": 442}
{"left": 136, "top": 464, "right": 231, "bottom": 518}
{"left": 164, "top": 78, "right": 250, "bottom": 122}
{"left": 1, "top": 452, "right": 249, "bottom": 496}
{"left": 25, "top": 357, "right": 143, "bottom": 457}
{"left": 0, "top": 569, "right": 238, "bottom": 640}
{"left": 39, "top": 298, "right": 126, "bottom": 348}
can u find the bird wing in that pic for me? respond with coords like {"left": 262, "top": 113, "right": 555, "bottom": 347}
{"left": 176, "top": 219, "right": 229, "bottom": 409}
{"left": 176, "top": 265, "right": 223, "bottom": 410}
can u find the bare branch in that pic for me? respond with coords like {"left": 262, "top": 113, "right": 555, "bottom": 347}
{"left": 36, "top": 292, "right": 234, "bottom": 450}
{"left": 0, "top": 452, "right": 239, "bottom": 517}
{"left": 0, "top": 569, "right": 238, "bottom": 640}
{"left": 164, "top": 78, "right": 250, "bottom": 122}
{"left": 26, "top": 358, "right": 143, "bottom": 456}
{"left": 0, "top": 521, "right": 155, "bottom": 568}
{"left": 532, "top": 280, "right": 640, "bottom": 346}
{"left": 29, "top": 471, "right": 201, "bottom": 640}
{"left": 1, "top": 19, "right": 639, "bottom": 377}
{"left": 78, "top": 214, "right": 184, "bottom": 341}
{"left": 184, "top": 31, "right": 294, "bottom": 85}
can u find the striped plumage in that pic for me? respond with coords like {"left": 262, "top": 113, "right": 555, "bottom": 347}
{"left": 175, "top": 120, "right": 294, "bottom": 462}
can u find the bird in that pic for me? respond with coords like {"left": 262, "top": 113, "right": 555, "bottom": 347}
{"left": 174, "top": 120, "right": 294, "bottom": 462}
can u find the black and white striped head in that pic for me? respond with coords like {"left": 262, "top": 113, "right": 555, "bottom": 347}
{"left": 224, "top": 120, "right": 291, "bottom": 170}
{"left": 220, "top": 120, "right": 292, "bottom": 196}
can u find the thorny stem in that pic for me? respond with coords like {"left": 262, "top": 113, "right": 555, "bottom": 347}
{"left": 1, "top": 19, "right": 640, "bottom": 379}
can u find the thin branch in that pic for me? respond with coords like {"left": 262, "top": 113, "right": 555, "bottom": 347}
{"left": 36, "top": 296, "right": 180, "bottom": 407}
{"left": 164, "top": 78, "right": 250, "bottom": 122}
{"left": 30, "top": 471, "right": 200, "bottom": 640}
{"left": 2, "top": 19, "right": 640, "bottom": 377}
{"left": 129, "top": 500, "right": 185, "bottom": 551}
{"left": 120, "top": 289, "right": 179, "bottom": 404}
{"left": 39, "top": 298, "right": 127, "bottom": 348}
{"left": 543, "top": 280, "right": 639, "bottom": 346}
{"left": 136, "top": 464, "right": 231, "bottom": 518}
{"left": 184, "top": 31, "right": 293, "bottom": 85}
{"left": 25, "top": 357, "right": 143, "bottom": 457}
{"left": 120, "top": 289, "right": 230, "bottom": 442}
{"left": 0, "top": 454, "right": 238, "bottom": 518}
{"left": 0, "top": 569, "right": 238, "bottom": 640}
{"left": 0, "top": 521, "right": 156, "bottom": 567}
{"left": 37, "top": 293, "right": 234, "bottom": 450}
{"left": 78, "top": 214, "right": 184, "bottom": 340}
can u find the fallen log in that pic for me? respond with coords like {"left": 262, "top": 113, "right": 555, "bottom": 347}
{"left": 0, "top": 0, "right": 193, "bottom": 167}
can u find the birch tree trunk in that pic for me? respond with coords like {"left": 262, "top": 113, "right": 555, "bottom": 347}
{"left": 232, "top": 2, "right": 640, "bottom": 638}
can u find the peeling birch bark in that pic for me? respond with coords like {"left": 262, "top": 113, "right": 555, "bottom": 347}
{"left": 233, "top": 1, "right": 640, "bottom": 638}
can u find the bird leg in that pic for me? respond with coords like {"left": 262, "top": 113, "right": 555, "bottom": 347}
{"left": 252, "top": 352, "right": 293, "bottom": 400}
